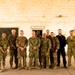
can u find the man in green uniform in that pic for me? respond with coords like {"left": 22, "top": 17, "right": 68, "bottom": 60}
{"left": 0, "top": 47, "right": 3, "bottom": 72}
{"left": 28, "top": 31, "right": 40, "bottom": 70}
{"left": 67, "top": 30, "right": 75, "bottom": 68}
{"left": 16, "top": 30, "right": 28, "bottom": 70}
{"left": 46, "top": 29, "right": 52, "bottom": 68}
{"left": 8, "top": 29, "right": 18, "bottom": 68}
{"left": 0, "top": 33, "right": 9, "bottom": 71}
{"left": 50, "top": 32, "right": 60, "bottom": 69}
{"left": 41, "top": 33, "right": 51, "bottom": 69}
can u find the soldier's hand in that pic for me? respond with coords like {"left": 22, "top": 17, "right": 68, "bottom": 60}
{"left": 55, "top": 50, "right": 58, "bottom": 53}
{"left": 33, "top": 46, "right": 37, "bottom": 50}
{"left": 24, "top": 45, "right": 26, "bottom": 49}
{"left": 20, "top": 47, "right": 24, "bottom": 51}
{"left": 4, "top": 51, "right": 7, "bottom": 53}
{"left": 1, "top": 50, "right": 5, "bottom": 54}
{"left": 46, "top": 51, "right": 49, "bottom": 55}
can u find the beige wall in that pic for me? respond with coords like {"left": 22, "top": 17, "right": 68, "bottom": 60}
{"left": 0, "top": 0, "right": 75, "bottom": 37}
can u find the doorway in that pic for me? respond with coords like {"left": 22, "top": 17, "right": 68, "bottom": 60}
{"left": 33, "top": 30, "right": 42, "bottom": 38}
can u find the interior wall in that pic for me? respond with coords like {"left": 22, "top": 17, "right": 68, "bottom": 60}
{"left": 0, "top": 0, "right": 75, "bottom": 37}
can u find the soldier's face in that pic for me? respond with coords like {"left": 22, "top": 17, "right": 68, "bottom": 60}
{"left": 42, "top": 33, "right": 46, "bottom": 38}
{"left": 70, "top": 31, "right": 73, "bottom": 36}
{"left": 20, "top": 32, "right": 24, "bottom": 36}
{"left": 51, "top": 33, "right": 54, "bottom": 37}
{"left": 46, "top": 30, "right": 49, "bottom": 35}
{"left": 58, "top": 30, "right": 62, "bottom": 34}
{"left": 2, "top": 33, "right": 6, "bottom": 38}
{"left": 11, "top": 29, "right": 16, "bottom": 35}
{"left": 32, "top": 31, "right": 36, "bottom": 37}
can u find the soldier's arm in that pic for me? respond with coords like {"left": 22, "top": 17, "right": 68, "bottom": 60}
{"left": 28, "top": 38, "right": 33, "bottom": 47}
{"left": 0, "top": 39, "right": 4, "bottom": 53}
{"left": 24, "top": 37, "right": 28, "bottom": 49}
{"left": 48, "top": 39, "right": 52, "bottom": 52}
{"left": 66, "top": 37, "right": 69, "bottom": 45}
{"left": 0, "top": 47, "right": 4, "bottom": 53}
{"left": 36, "top": 38, "right": 41, "bottom": 48}
{"left": 16, "top": 37, "right": 19, "bottom": 48}
{"left": 8, "top": 35, "right": 15, "bottom": 48}
{"left": 8, "top": 36, "right": 10, "bottom": 44}
{"left": 5, "top": 40, "right": 9, "bottom": 51}
{"left": 56, "top": 37, "right": 60, "bottom": 50}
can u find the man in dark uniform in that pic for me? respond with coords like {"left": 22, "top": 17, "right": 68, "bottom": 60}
{"left": 8, "top": 29, "right": 18, "bottom": 69}
{"left": 56, "top": 29, "right": 67, "bottom": 68}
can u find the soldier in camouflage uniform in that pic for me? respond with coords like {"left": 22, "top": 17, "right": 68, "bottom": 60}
{"left": 41, "top": 33, "right": 51, "bottom": 69}
{"left": 8, "top": 29, "right": 18, "bottom": 68}
{"left": 0, "top": 47, "right": 3, "bottom": 71}
{"left": 0, "top": 33, "right": 8, "bottom": 71}
{"left": 50, "top": 32, "right": 60, "bottom": 69}
{"left": 28, "top": 31, "right": 40, "bottom": 70}
{"left": 16, "top": 30, "right": 28, "bottom": 69}
{"left": 67, "top": 30, "right": 75, "bottom": 67}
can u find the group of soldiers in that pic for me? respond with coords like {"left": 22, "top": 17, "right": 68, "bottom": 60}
{"left": 0, "top": 29, "right": 75, "bottom": 72}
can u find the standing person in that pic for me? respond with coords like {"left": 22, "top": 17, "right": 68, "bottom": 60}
{"left": 50, "top": 32, "right": 60, "bottom": 69}
{"left": 16, "top": 30, "right": 28, "bottom": 70}
{"left": 8, "top": 29, "right": 18, "bottom": 69}
{"left": 41, "top": 33, "right": 51, "bottom": 69}
{"left": 56, "top": 29, "right": 67, "bottom": 68}
{"left": 28, "top": 31, "right": 40, "bottom": 70}
{"left": 0, "top": 33, "right": 9, "bottom": 72}
{"left": 67, "top": 30, "right": 75, "bottom": 68}
{"left": 46, "top": 30, "right": 53, "bottom": 68}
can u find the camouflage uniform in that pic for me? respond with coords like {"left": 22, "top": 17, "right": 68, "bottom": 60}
{"left": 41, "top": 38, "right": 51, "bottom": 68}
{"left": 16, "top": 36, "right": 28, "bottom": 68}
{"left": 8, "top": 34, "right": 18, "bottom": 68}
{"left": 0, "top": 48, "right": 3, "bottom": 69}
{"left": 0, "top": 38, "right": 8, "bottom": 68}
{"left": 50, "top": 37, "right": 60, "bottom": 68}
{"left": 67, "top": 36, "right": 75, "bottom": 67}
{"left": 29, "top": 37, "right": 40, "bottom": 69}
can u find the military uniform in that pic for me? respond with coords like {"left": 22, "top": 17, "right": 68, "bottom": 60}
{"left": 8, "top": 34, "right": 18, "bottom": 68}
{"left": 46, "top": 35, "right": 53, "bottom": 68}
{"left": 0, "top": 48, "right": 3, "bottom": 69}
{"left": 50, "top": 37, "right": 60, "bottom": 68}
{"left": 0, "top": 38, "right": 8, "bottom": 69}
{"left": 29, "top": 37, "right": 40, "bottom": 69}
{"left": 16, "top": 36, "right": 28, "bottom": 69}
{"left": 41, "top": 38, "right": 51, "bottom": 68}
{"left": 67, "top": 36, "right": 75, "bottom": 67}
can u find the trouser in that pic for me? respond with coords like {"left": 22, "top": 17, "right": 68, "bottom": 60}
{"left": 53, "top": 52, "right": 57, "bottom": 67}
{"left": 57, "top": 49, "right": 66, "bottom": 67}
{"left": 0, "top": 60, "right": 1, "bottom": 69}
{"left": 29, "top": 51, "right": 39, "bottom": 67}
{"left": 9, "top": 49, "right": 18, "bottom": 68}
{"left": 2, "top": 54, "right": 7, "bottom": 67}
{"left": 18, "top": 49, "right": 27, "bottom": 68}
{"left": 50, "top": 50, "right": 53, "bottom": 66}
{"left": 39, "top": 48, "right": 41, "bottom": 66}
{"left": 41, "top": 54, "right": 49, "bottom": 68}
{"left": 18, "top": 56, "right": 26, "bottom": 68}
{"left": 67, "top": 50, "right": 75, "bottom": 67}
